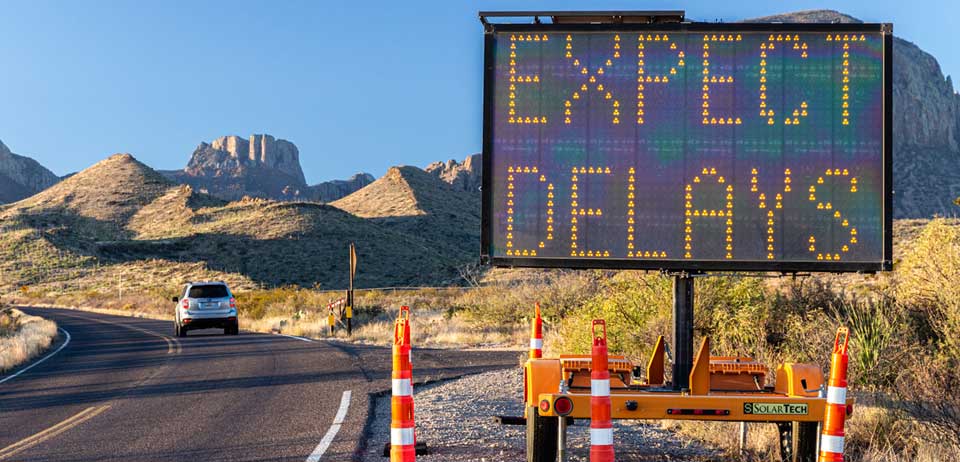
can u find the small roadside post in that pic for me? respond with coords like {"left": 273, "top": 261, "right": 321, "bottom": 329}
{"left": 347, "top": 242, "right": 357, "bottom": 336}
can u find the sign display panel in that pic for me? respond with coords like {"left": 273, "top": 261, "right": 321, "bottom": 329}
{"left": 481, "top": 24, "right": 892, "bottom": 272}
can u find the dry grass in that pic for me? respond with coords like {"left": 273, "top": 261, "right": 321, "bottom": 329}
{"left": 243, "top": 308, "right": 525, "bottom": 348}
{"left": 14, "top": 285, "right": 527, "bottom": 349}
{"left": 235, "top": 286, "right": 526, "bottom": 347}
{"left": 664, "top": 402, "right": 960, "bottom": 462}
{"left": 0, "top": 306, "right": 59, "bottom": 373}
{"left": 662, "top": 420, "right": 779, "bottom": 461}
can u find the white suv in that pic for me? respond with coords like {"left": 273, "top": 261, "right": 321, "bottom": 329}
{"left": 173, "top": 282, "right": 239, "bottom": 337}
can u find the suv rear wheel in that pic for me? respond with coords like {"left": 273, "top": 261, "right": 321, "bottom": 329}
{"left": 177, "top": 323, "right": 188, "bottom": 338}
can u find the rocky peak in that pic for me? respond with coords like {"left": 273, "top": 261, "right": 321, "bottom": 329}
{"left": 165, "top": 134, "right": 312, "bottom": 202}
{"left": 425, "top": 153, "right": 481, "bottom": 192}
{"left": 893, "top": 39, "right": 960, "bottom": 152}
{"left": 0, "top": 138, "right": 60, "bottom": 203}
{"left": 308, "top": 173, "right": 376, "bottom": 202}
{"left": 188, "top": 134, "right": 306, "bottom": 186}
{"left": 746, "top": 9, "right": 861, "bottom": 24}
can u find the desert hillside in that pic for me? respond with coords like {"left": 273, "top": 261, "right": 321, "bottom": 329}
{"left": 332, "top": 164, "right": 481, "bottom": 264}
{"left": 0, "top": 154, "right": 470, "bottom": 294}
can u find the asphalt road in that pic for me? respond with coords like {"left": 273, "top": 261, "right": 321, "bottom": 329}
{"left": 0, "top": 307, "right": 518, "bottom": 462}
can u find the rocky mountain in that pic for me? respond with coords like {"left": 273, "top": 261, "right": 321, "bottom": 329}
{"left": 162, "top": 134, "right": 372, "bottom": 203}
{"left": 750, "top": 10, "right": 960, "bottom": 218}
{"left": 311, "top": 173, "right": 376, "bottom": 202}
{"left": 0, "top": 154, "right": 467, "bottom": 290}
{"left": 0, "top": 172, "right": 34, "bottom": 204}
{"left": 192, "top": 134, "right": 306, "bottom": 184}
{"left": 0, "top": 139, "right": 60, "bottom": 204}
{"left": 425, "top": 154, "right": 482, "bottom": 192}
{"left": 162, "top": 134, "right": 306, "bottom": 201}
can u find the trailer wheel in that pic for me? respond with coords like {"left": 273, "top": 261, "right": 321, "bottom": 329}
{"left": 778, "top": 421, "right": 819, "bottom": 462}
{"left": 526, "top": 405, "right": 558, "bottom": 462}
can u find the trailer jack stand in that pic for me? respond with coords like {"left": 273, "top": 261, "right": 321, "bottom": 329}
{"left": 557, "top": 415, "right": 567, "bottom": 462}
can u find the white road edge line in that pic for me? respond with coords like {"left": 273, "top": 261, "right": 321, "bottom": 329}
{"left": 276, "top": 333, "right": 314, "bottom": 343}
{"left": 306, "top": 390, "right": 352, "bottom": 462}
{"left": 0, "top": 328, "right": 72, "bottom": 385}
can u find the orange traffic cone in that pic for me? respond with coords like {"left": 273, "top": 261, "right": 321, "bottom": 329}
{"left": 530, "top": 302, "right": 543, "bottom": 359}
{"left": 590, "top": 319, "right": 615, "bottom": 462}
{"left": 819, "top": 327, "right": 850, "bottom": 462}
{"left": 390, "top": 311, "right": 415, "bottom": 462}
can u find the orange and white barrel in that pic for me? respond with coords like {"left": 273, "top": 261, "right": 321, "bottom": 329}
{"left": 390, "top": 314, "right": 416, "bottom": 462}
{"left": 590, "top": 319, "right": 615, "bottom": 462}
{"left": 530, "top": 302, "right": 543, "bottom": 359}
{"left": 819, "top": 327, "right": 850, "bottom": 462}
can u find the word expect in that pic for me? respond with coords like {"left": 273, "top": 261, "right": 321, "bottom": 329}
{"left": 506, "top": 32, "right": 870, "bottom": 127}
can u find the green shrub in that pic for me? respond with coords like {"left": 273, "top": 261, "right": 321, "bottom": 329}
{"left": 694, "top": 276, "right": 771, "bottom": 358}
{"left": 547, "top": 272, "right": 672, "bottom": 360}
{"left": 454, "top": 270, "right": 602, "bottom": 328}
{"left": 895, "top": 218, "right": 960, "bottom": 363}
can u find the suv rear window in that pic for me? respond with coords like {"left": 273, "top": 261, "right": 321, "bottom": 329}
{"left": 188, "top": 285, "right": 229, "bottom": 299}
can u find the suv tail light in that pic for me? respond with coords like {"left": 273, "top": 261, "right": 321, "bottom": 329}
{"left": 229, "top": 298, "right": 236, "bottom": 308}
{"left": 182, "top": 299, "right": 189, "bottom": 310}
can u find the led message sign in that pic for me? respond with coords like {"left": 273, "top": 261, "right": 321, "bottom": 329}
{"left": 481, "top": 24, "right": 892, "bottom": 272}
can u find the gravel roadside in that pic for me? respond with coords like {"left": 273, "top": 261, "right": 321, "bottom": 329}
{"left": 359, "top": 368, "right": 724, "bottom": 462}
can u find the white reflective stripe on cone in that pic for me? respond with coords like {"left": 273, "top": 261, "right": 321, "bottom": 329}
{"left": 827, "top": 386, "right": 847, "bottom": 406}
{"left": 392, "top": 378, "right": 413, "bottom": 396}
{"left": 391, "top": 427, "right": 415, "bottom": 446}
{"left": 591, "top": 379, "right": 610, "bottom": 397}
{"left": 590, "top": 427, "right": 614, "bottom": 446}
{"left": 530, "top": 338, "right": 543, "bottom": 349}
{"left": 820, "top": 434, "right": 845, "bottom": 454}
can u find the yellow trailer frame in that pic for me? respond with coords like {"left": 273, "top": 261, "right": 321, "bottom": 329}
{"left": 522, "top": 336, "right": 853, "bottom": 462}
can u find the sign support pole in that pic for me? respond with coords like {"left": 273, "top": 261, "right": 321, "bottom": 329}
{"left": 347, "top": 242, "right": 356, "bottom": 336}
{"left": 671, "top": 273, "right": 696, "bottom": 391}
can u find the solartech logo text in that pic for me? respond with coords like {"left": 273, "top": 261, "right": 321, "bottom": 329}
{"left": 743, "top": 402, "right": 809, "bottom": 415}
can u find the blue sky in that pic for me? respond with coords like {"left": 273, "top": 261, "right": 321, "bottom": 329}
{"left": 0, "top": 0, "right": 955, "bottom": 183}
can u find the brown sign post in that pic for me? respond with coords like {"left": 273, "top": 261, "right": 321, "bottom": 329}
{"left": 347, "top": 242, "right": 357, "bottom": 335}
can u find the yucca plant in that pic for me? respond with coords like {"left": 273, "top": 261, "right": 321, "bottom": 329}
{"left": 831, "top": 295, "right": 903, "bottom": 391}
